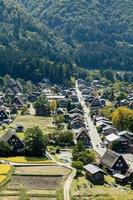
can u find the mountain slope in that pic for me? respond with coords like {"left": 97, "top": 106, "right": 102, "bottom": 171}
{"left": 0, "top": 0, "right": 73, "bottom": 83}
{"left": 20, "top": 0, "right": 133, "bottom": 70}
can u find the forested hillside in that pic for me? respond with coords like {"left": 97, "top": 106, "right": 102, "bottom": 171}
{"left": 0, "top": 0, "right": 73, "bottom": 83}
{"left": 0, "top": 0, "right": 133, "bottom": 83}
{"left": 20, "top": 0, "right": 133, "bottom": 70}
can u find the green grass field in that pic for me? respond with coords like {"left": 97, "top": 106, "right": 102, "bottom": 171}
{"left": 0, "top": 115, "right": 56, "bottom": 140}
{"left": 70, "top": 176, "right": 133, "bottom": 200}
{"left": 11, "top": 115, "right": 55, "bottom": 131}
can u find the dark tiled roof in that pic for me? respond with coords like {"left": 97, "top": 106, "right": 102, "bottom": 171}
{"left": 0, "top": 129, "right": 24, "bottom": 145}
{"left": 0, "top": 129, "right": 16, "bottom": 142}
{"left": 100, "top": 150, "right": 119, "bottom": 168}
{"left": 69, "top": 108, "right": 83, "bottom": 115}
{"left": 76, "top": 128, "right": 90, "bottom": 139}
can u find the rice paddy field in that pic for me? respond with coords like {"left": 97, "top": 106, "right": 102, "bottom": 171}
{"left": 0, "top": 165, "right": 71, "bottom": 200}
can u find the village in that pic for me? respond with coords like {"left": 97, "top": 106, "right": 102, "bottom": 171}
{"left": 0, "top": 73, "right": 132, "bottom": 199}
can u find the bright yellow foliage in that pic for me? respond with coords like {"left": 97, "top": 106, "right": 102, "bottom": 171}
{"left": 112, "top": 107, "right": 133, "bottom": 131}
{"left": 50, "top": 100, "right": 57, "bottom": 112}
{"left": 0, "top": 157, "right": 54, "bottom": 163}
{"left": 0, "top": 164, "right": 11, "bottom": 174}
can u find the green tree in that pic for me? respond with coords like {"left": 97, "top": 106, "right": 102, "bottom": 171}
{"left": 24, "top": 127, "right": 47, "bottom": 156}
{"left": 34, "top": 95, "right": 50, "bottom": 116}
{"left": 100, "top": 105, "right": 114, "bottom": 120}
{"left": 53, "top": 114, "right": 64, "bottom": 125}
{"left": 109, "top": 141, "right": 123, "bottom": 152}
{"left": 0, "top": 141, "right": 11, "bottom": 156}
{"left": 78, "top": 150, "right": 95, "bottom": 165}
{"left": 72, "top": 142, "right": 85, "bottom": 161}
{"left": 116, "top": 92, "right": 127, "bottom": 101}
{"left": 72, "top": 161, "right": 83, "bottom": 171}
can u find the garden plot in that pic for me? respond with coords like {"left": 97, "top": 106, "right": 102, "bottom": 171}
{"left": 14, "top": 165, "right": 71, "bottom": 176}
{"left": 0, "top": 197, "right": 19, "bottom": 200}
{"left": 30, "top": 198, "right": 56, "bottom": 200}
{"left": 8, "top": 175, "right": 63, "bottom": 190}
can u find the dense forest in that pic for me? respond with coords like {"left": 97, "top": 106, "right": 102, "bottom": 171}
{"left": 0, "top": 0, "right": 133, "bottom": 83}
{"left": 0, "top": 0, "right": 73, "bottom": 83}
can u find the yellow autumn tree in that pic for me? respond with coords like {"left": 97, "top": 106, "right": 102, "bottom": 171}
{"left": 50, "top": 100, "right": 57, "bottom": 113}
{"left": 112, "top": 107, "right": 133, "bottom": 131}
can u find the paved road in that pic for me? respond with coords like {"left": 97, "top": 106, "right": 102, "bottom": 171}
{"left": 64, "top": 167, "right": 76, "bottom": 200}
{"left": 75, "top": 81, "right": 106, "bottom": 156}
{"left": 75, "top": 81, "right": 133, "bottom": 169}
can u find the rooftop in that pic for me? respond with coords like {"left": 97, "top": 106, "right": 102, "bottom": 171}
{"left": 84, "top": 164, "right": 105, "bottom": 174}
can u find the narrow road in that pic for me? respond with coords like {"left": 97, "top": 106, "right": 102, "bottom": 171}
{"left": 75, "top": 81, "right": 106, "bottom": 156}
{"left": 47, "top": 152, "right": 76, "bottom": 200}
{"left": 64, "top": 168, "right": 76, "bottom": 200}
{"left": 75, "top": 80, "right": 133, "bottom": 169}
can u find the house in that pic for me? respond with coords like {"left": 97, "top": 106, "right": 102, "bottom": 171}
{"left": 82, "top": 89, "right": 91, "bottom": 96}
{"left": 47, "top": 95, "right": 65, "bottom": 102}
{"left": 13, "top": 96, "right": 24, "bottom": 107}
{"left": 76, "top": 128, "right": 91, "bottom": 147}
{"left": 84, "top": 164, "right": 106, "bottom": 185}
{"left": 96, "top": 121, "right": 109, "bottom": 129}
{"left": 69, "top": 113, "right": 84, "bottom": 121}
{"left": 112, "top": 100, "right": 122, "bottom": 108}
{"left": 8, "top": 78, "right": 16, "bottom": 88}
{"left": 70, "top": 92, "right": 78, "bottom": 103}
{"left": 58, "top": 99, "right": 68, "bottom": 108}
{"left": 85, "top": 96, "right": 95, "bottom": 104}
{"left": 113, "top": 173, "right": 129, "bottom": 185}
{"left": 100, "top": 150, "right": 129, "bottom": 175}
{"left": 77, "top": 79, "right": 86, "bottom": 85}
{"left": 57, "top": 108, "right": 66, "bottom": 115}
{"left": 117, "top": 131, "right": 133, "bottom": 143}
{"left": 90, "top": 98, "right": 104, "bottom": 110}
{"left": 95, "top": 116, "right": 110, "bottom": 122}
{"left": 16, "top": 125, "right": 24, "bottom": 132}
{"left": 10, "top": 104, "right": 18, "bottom": 114}
{"left": 129, "top": 101, "right": 133, "bottom": 109}
{"left": 106, "top": 133, "right": 120, "bottom": 143}
{"left": 101, "top": 91, "right": 110, "bottom": 100}
{"left": 0, "top": 130, "right": 24, "bottom": 153}
{"left": 96, "top": 117, "right": 113, "bottom": 128}
{"left": 102, "top": 126, "right": 117, "bottom": 136}
{"left": 78, "top": 84, "right": 87, "bottom": 90}
{"left": 105, "top": 134, "right": 129, "bottom": 151}
{"left": 15, "top": 81, "right": 23, "bottom": 93}
{"left": 5, "top": 88, "right": 14, "bottom": 97}
{"left": 117, "top": 131, "right": 133, "bottom": 152}
{"left": 0, "top": 109, "right": 9, "bottom": 122}
{"left": 70, "top": 119, "right": 85, "bottom": 129}
{"left": 69, "top": 108, "right": 83, "bottom": 115}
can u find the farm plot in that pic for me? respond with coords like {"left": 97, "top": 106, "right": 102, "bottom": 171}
{"left": 14, "top": 165, "right": 71, "bottom": 176}
{"left": 30, "top": 198, "right": 56, "bottom": 200}
{"left": 8, "top": 175, "right": 63, "bottom": 190}
{"left": 0, "top": 197, "right": 19, "bottom": 200}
